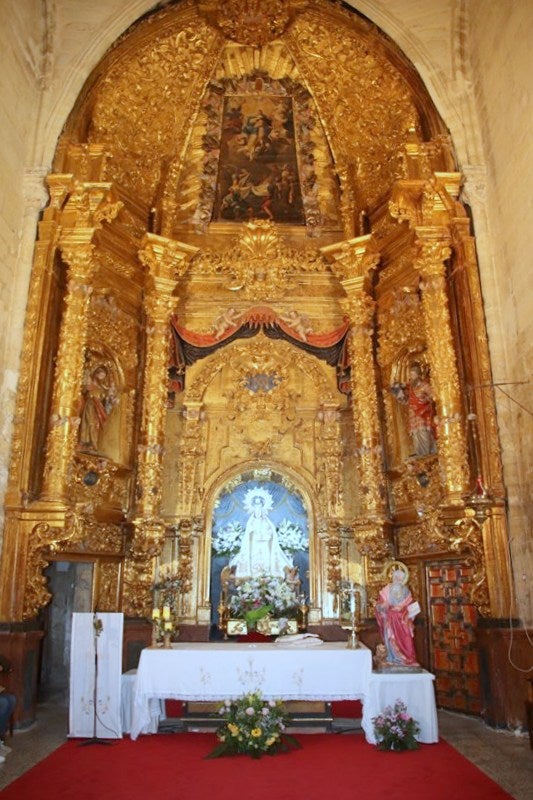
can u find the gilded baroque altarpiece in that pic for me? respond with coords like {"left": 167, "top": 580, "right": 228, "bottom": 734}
{"left": 0, "top": 1, "right": 511, "bottom": 648}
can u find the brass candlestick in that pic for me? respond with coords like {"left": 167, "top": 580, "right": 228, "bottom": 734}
{"left": 297, "top": 595, "right": 309, "bottom": 632}
{"left": 151, "top": 620, "right": 159, "bottom": 647}
{"left": 344, "top": 612, "right": 364, "bottom": 649}
{"left": 340, "top": 581, "right": 367, "bottom": 649}
{"left": 217, "top": 602, "right": 230, "bottom": 640}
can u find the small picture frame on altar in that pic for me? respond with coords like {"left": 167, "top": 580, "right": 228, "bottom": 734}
{"left": 227, "top": 619, "right": 248, "bottom": 636}
{"left": 269, "top": 619, "right": 298, "bottom": 635}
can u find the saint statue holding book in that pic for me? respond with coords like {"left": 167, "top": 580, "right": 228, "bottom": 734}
{"left": 375, "top": 561, "right": 420, "bottom": 667}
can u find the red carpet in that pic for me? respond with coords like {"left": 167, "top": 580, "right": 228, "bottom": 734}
{"left": 2, "top": 733, "right": 514, "bottom": 800}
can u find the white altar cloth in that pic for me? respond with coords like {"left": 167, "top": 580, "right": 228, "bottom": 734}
{"left": 130, "top": 642, "right": 373, "bottom": 741}
{"left": 361, "top": 670, "right": 439, "bottom": 744}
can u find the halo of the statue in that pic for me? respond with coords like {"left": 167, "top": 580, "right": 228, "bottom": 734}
{"left": 383, "top": 560, "right": 409, "bottom": 585}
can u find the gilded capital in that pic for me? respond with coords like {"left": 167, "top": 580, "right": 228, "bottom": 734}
{"left": 321, "top": 234, "right": 380, "bottom": 291}
{"left": 414, "top": 228, "right": 452, "bottom": 278}
{"left": 140, "top": 233, "right": 199, "bottom": 285}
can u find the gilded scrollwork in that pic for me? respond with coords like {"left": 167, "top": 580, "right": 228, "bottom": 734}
{"left": 177, "top": 519, "right": 195, "bottom": 596}
{"left": 23, "top": 510, "right": 86, "bottom": 618}
{"left": 324, "top": 519, "right": 342, "bottom": 600}
{"left": 198, "top": 0, "right": 309, "bottom": 46}
{"left": 94, "top": 561, "right": 122, "bottom": 611}
{"left": 196, "top": 220, "right": 326, "bottom": 298}
{"left": 287, "top": 4, "right": 417, "bottom": 213}
{"left": 89, "top": 8, "right": 222, "bottom": 205}
{"left": 69, "top": 453, "right": 131, "bottom": 512}
{"left": 449, "top": 513, "right": 490, "bottom": 616}
{"left": 321, "top": 236, "right": 384, "bottom": 519}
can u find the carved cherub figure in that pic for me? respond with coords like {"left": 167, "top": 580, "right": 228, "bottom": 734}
{"left": 212, "top": 307, "right": 243, "bottom": 338}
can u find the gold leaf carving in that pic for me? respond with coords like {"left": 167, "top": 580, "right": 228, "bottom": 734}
{"left": 197, "top": 220, "right": 326, "bottom": 298}
{"left": 198, "top": 1, "right": 309, "bottom": 46}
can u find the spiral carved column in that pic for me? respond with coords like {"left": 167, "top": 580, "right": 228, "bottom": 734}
{"left": 414, "top": 228, "right": 469, "bottom": 504}
{"left": 322, "top": 236, "right": 384, "bottom": 520}
{"left": 125, "top": 233, "right": 198, "bottom": 616}
{"left": 41, "top": 235, "right": 96, "bottom": 501}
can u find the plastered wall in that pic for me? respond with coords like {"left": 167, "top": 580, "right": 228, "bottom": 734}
{"left": 0, "top": 0, "right": 44, "bottom": 511}
{"left": 468, "top": 0, "right": 533, "bottom": 624}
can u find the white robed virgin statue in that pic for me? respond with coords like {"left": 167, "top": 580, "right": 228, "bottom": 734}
{"left": 230, "top": 487, "right": 293, "bottom": 577}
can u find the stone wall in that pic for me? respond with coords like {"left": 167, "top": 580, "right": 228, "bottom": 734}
{"left": 0, "top": 1, "right": 44, "bottom": 527}
{"left": 468, "top": 0, "right": 533, "bottom": 625}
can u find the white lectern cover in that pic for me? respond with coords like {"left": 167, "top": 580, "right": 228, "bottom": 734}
{"left": 69, "top": 612, "right": 124, "bottom": 739}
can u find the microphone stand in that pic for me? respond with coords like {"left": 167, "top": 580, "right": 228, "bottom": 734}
{"left": 79, "top": 613, "right": 113, "bottom": 747}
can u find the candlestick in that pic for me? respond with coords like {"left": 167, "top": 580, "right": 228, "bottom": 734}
{"left": 151, "top": 619, "right": 159, "bottom": 647}
{"left": 340, "top": 580, "right": 366, "bottom": 649}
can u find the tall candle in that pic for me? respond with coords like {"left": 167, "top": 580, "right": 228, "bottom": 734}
{"left": 152, "top": 608, "right": 160, "bottom": 620}
{"left": 350, "top": 593, "right": 355, "bottom": 613}
{"left": 163, "top": 605, "right": 171, "bottom": 620}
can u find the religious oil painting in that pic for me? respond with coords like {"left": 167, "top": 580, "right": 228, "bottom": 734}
{"left": 210, "top": 477, "right": 309, "bottom": 631}
{"left": 213, "top": 95, "right": 305, "bottom": 224}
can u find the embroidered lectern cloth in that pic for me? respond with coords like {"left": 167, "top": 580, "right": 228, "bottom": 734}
{"left": 69, "top": 612, "right": 124, "bottom": 739}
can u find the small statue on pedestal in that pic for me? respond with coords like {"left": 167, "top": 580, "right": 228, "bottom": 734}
{"left": 374, "top": 561, "right": 420, "bottom": 670}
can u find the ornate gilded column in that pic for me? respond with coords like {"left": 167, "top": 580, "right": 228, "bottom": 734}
{"left": 40, "top": 180, "right": 123, "bottom": 501}
{"left": 414, "top": 227, "right": 469, "bottom": 504}
{"left": 41, "top": 234, "right": 96, "bottom": 500}
{"left": 5, "top": 173, "right": 68, "bottom": 505}
{"left": 450, "top": 213, "right": 512, "bottom": 617}
{"left": 321, "top": 235, "right": 384, "bottom": 520}
{"left": 125, "top": 234, "right": 198, "bottom": 615}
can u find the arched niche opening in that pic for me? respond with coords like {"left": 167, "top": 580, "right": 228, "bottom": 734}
{"left": 208, "top": 469, "right": 311, "bottom": 637}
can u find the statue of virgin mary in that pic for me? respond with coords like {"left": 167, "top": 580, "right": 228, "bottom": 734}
{"left": 230, "top": 487, "right": 293, "bottom": 577}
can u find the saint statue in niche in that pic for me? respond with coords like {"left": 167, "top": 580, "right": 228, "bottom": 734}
{"left": 230, "top": 487, "right": 293, "bottom": 577}
{"left": 79, "top": 364, "right": 117, "bottom": 452}
{"left": 391, "top": 362, "right": 437, "bottom": 457}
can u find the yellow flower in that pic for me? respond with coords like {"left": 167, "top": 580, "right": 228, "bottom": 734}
{"left": 228, "top": 723, "right": 239, "bottom": 736}
{"left": 266, "top": 736, "right": 276, "bottom": 746}
{"left": 251, "top": 727, "right": 262, "bottom": 738}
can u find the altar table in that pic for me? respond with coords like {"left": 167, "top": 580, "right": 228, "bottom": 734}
{"left": 129, "top": 643, "right": 439, "bottom": 745}
{"left": 130, "top": 642, "right": 372, "bottom": 741}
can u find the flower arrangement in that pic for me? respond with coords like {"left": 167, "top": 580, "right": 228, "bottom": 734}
{"left": 228, "top": 574, "right": 299, "bottom": 628}
{"left": 212, "top": 522, "right": 245, "bottom": 557}
{"left": 206, "top": 692, "right": 301, "bottom": 759}
{"left": 276, "top": 519, "right": 307, "bottom": 553}
{"left": 212, "top": 519, "right": 306, "bottom": 557}
{"left": 153, "top": 562, "right": 181, "bottom": 611}
{"left": 372, "top": 699, "right": 421, "bottom": 751}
